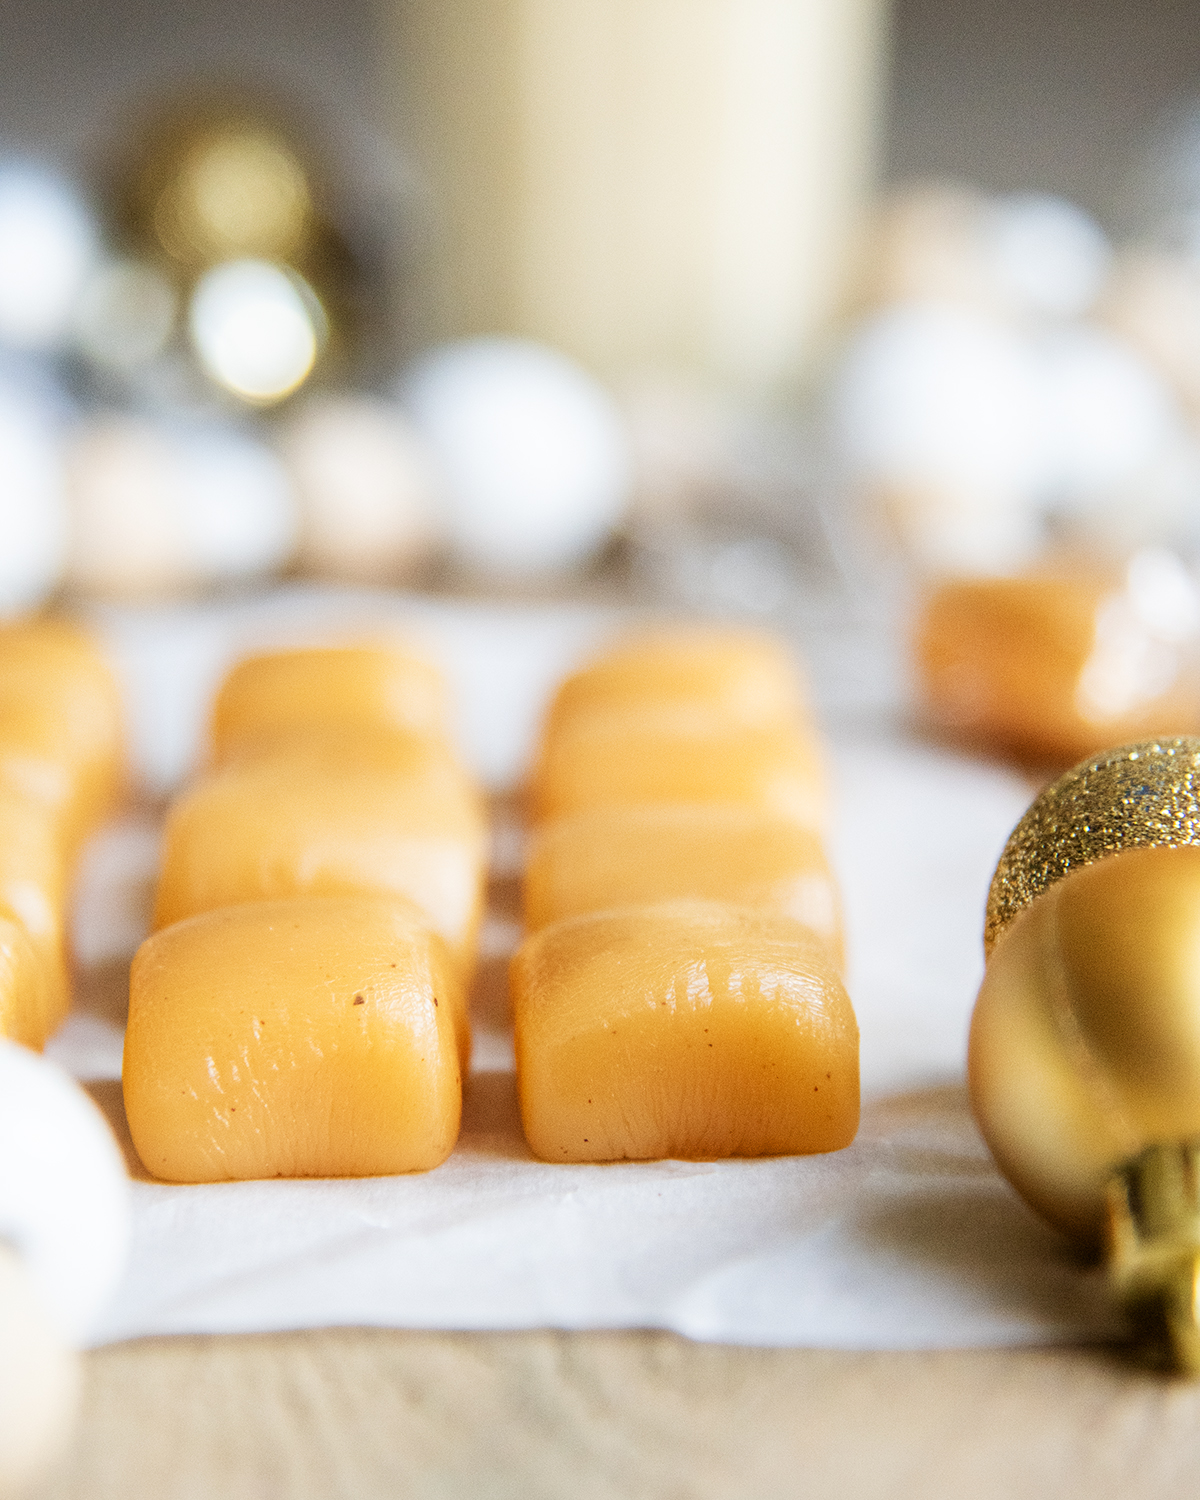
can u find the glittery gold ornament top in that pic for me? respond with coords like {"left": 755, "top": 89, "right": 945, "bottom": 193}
{"left": 984, "top": 738, "right": 1200, "bottom": 955}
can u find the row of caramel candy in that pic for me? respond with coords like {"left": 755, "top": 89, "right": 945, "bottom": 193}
{"left": 0, "top": 619, "right": 124, "bottom": 1050}
{"left": 511, "top": 627, "right": 860, "bottom": 1163}
{"left": 122, "top": 646, "right": 488, "bottom": 1182}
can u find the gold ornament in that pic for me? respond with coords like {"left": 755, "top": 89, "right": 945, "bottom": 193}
{"left": 971, "top": 736, "right": 1200, "bottom": 1371}
{"left": 100, "top": 92, "right": 372, "bottom": 401}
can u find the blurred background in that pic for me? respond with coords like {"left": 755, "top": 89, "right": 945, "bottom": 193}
{"left": 2, "top": 0, "right": 1200, "bottom": 759}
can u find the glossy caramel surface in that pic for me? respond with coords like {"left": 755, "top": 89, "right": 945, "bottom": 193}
{"left": 0, "top": 911, "right": 53, "bottom": 1050}
{"left": 543, "top": 628, "right": 807, "bottom": 741}
{"left": 0, "top": 784, "right": 69, "bottom": 1041}
{"left": 0, "top": 618, "right": 124, "bottom": 856}
{"left": 916, "top": 575, "right": 1200, "bottom": 766}
{"left": 530, "top": 719, "right": 826, "bottom": 827}
{"left": 154, "top": 729, "right": 487, "bottom": 971}
{"left": 209, "top": 646, "right": 449, "bottom": 766}
{"left": 524, "top": 805, "right": 843, "bottom": 967}
{"left": 513, "top": 900, "right": 859, "bottom": 1163}
{"left": 124, "top": 896, "right": 466, "bottom": 1182}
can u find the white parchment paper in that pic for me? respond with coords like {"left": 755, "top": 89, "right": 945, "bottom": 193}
{"left": 45, "top": 588, "right": 1119, "bottom": 1349}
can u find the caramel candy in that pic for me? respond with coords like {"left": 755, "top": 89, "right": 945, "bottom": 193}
{"left": 524, "top": 805, "right": 843, "bottom": 967}
{"left": 0, "top": 786, "right": 69, "bottom": 1043}
{"left": 0, "top": 619, "right": 124, "bottom": 858}
{"left": 154, "top": 731, "right": 487, "bottom": 974}
{"left": 915, "top": 573, "right": 1200, "bottom": 766}
{"left": 209, "top": 646, "right": 448, "bottom": 765}
{"left": 512, "top": 901, "right": 859, "bottom": 1163}
{"left": 530, "top": 719, "right": 826, "bottom": 827}
{"left": 124, "top": 896, "right": 465, "bottom": 1181}
{"left": 0, "top": 913, "right": 54, "bottom": 1051}
{"left": 544, "top": 627, "right": 806, "bottom": 741}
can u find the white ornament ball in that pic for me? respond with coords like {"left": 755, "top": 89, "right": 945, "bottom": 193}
{"left": 0, "top": 366, "right": 71, "bottom": 615}
{"left": 832, "top": 302, "right": 1045, "bottom": 574}
{"left": 279, "top": 394, "right": 444, "bottom": 582}
{"left": 172, "top": 425, "right": 297, "bottom": 583}
{"left": 0, "top": 1041, "right": 130, "bottom": 1343}
{"left": 982, "top": 193, "right": 1112, "bottom": 320}
{"left": 401, "top": 338, "right": 631, "bottom": 577}
{"left": 0, "top": 163, "right": 98, "bottom": 353}
{"left": 65, "top": 415, "right": 297, "bottom": 599}
{"left": 1034, "top": 324, "right": 1181, "bottom": 507}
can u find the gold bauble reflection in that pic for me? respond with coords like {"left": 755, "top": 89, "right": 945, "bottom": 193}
{"left": 152, "top": 125, "right": 312, "bottom": 267}
{"left": 971, "top": 844, "right": 1200, "bottom": 1245}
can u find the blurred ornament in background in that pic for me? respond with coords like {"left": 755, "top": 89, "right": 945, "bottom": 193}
{"left": 981, "top": 193, "right": 1112, "bottom": 321}
{"left": 852, "top": 183, "right": 1111, "bottom": 323}
{"left": 831, "top": 301, "right": 1046, "bottom": 576}
{"left": 189, "top": 258, "right": 324, "bottom": 404}
{"left": 0, "top": 162, "right": 98, "bottom": 353}
{"left": 64, "top": 413, "right": 296, "bottom": 600}
{"left": 279, "top": 394, "right": 444, "bottom": 584}
{"left": 72, "top": 258, "right": 177, "bottom": 375}
{"left": 915, "top": 548, "right": 1200, "bottom": 766}
{"left": 0, "top": 363, "right": 72, "bottom": 616}
{"left": 401, "top": 338, "right": 631, "bottom": 581}
{"left": 98, "top": 93, "right": 379, "bottom": 405}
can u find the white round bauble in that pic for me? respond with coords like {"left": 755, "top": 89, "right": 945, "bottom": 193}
{"left": 0, "top": 163, "right": 98, "bottom": 353}
{"left": 0, "top": 367, "right": 70, "bottom": 615}
{"left": 173, "top": 426, "right": 297, "bottom": 583}
{"left": 279, "top": 394, "right": 444, "bottom": 582}
{"left": 834, "top": 303, "right": 1045, "bottom": 495}
{"left": 64, "top": 414, "right": 298, "bottom": 599}
{"left": 832, "top": 302, "right": 1048, "bottom": 575}
{"left": 401, "top": 338, "right": 632, "bottom": 577}
{"left": 982, "top": 193, "right": 1112, "bottom": 320}
{"left": 1033, "top": 324, "right": 1181, "bottom": 508}
{"left": 0, "top": 1040, "right": 130, "bottom": 1344}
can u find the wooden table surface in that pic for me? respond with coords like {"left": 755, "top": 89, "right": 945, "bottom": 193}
{"left": 30, "top": 1328, "right": 1200, "bottom": 1499}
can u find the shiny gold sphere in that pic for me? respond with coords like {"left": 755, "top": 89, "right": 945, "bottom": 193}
{"left": 972, "top": 737, "right": 1200, "bottom": 1247}
{"left": 985, "top": 737, "right": 1200, "bottom": 954}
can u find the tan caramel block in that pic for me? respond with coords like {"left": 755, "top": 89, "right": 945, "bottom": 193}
{"left": 209, "top": 646, "right": 449, "bottom": 765}
{"left": 524, "top": 805, "right": 843, "bottom": 968}
{"left": 530, "top": 720, "right": 826, "bottom": 828}
{"left": 124, "top": 896, "right": 466, "bottom": 1181}
{"left": 513, "top": 901, "right": 859, "bottom": 1163}
{"left": 915, "top": 574, "right": 1200, "bottom": 766}
{"left": 544, "top": 626, "right": 807, "bottom": 741}
{"left": 154, "top": 730, "right": 487, "bottom": 977}
{"left": 0, "top": 786, "right": 69, "bottom": 1042}
{"left": 0, "top": 619, "right": 124, "bottom": 858}
{"left": 0, "top": 912, "right": 55, "bottom": 1050}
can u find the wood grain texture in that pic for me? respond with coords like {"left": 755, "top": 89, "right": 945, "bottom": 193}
{"left": 30, "top": 1330, "right": 1200, "bottom": 1500}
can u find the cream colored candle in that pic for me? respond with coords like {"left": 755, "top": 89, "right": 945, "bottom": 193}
{"left": 389, "top": 0, "right": 888, "bottom": 395}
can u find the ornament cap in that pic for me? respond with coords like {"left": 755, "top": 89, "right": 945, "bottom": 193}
{"left": 1106, "top": 1139, "right": 1200, "bottom": 1373}
{"left": 986, "top": 738, "right": 1200, "bottom": 955}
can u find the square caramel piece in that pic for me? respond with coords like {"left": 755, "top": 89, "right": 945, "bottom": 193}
{"left": 512, "top": 901, "right": 859, "bottom": 1163}
{"left": 155, "top": 730, "right": 487, "bottom": 973}
{"left": 0, "top": 618, "right": 124, "bottom": 858}
{"left": 209, "top": 645, "right": 449, "bottom": 766}
{"left": 529, "top": 719, "right": 826, "bottom": 829}
{"left": 524, "top": 805, "right": 843, "bottom": 968}
{"left": 0, "top": 910, "right": 55, "bottom": 1051}
{"left": 544, "top": 627, "right": 807, "bottom": 740}
{"left": 124, "top": 895, "right": 466, "bottom": 1181}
